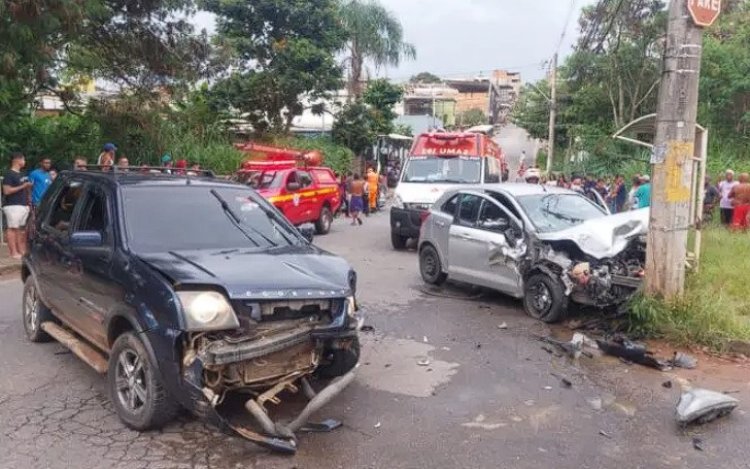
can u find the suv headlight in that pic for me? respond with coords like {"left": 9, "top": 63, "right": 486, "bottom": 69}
{"left": 177, "top": 291, "right": 240, "bottom": 331}
{"left": 344, "top": 296, "right": 357, "bottom": 317}
{"left": 392, "top": 194, "right": 404, "bottom": 210}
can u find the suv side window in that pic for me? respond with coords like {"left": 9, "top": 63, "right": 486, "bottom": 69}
{"left": 76, "top": 188, "right": 111, "bottom": 243}
{"left": 45, "top": 180, "right": 85, "bottom": 234}
{"left": 456, "top": 194, "right": 482, "bottom": 226}
{"left": 441, "top": 195, "right": 459, "bottom": 215}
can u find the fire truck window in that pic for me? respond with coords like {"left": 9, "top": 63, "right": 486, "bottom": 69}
{"left": 286, "top": 172, "right": 299, "bottom": 187}
{"left": 484, "top": 158, "right": 501, "bottom": 183}
{"left": 312, "top": 169, "right": 336, "bottom": 184}
{"left": 297, "top": 171, "right": 314, "bottom": 188}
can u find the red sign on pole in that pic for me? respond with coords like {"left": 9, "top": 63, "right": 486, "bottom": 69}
{"left": 688, "top": 0, "right": 721, "bottom": 27}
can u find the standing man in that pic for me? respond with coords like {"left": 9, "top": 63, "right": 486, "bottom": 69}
{"left": 28, "top": 157, "right": 53, "bottom": 207}
{"left": 97, "top": 143, "right": 116, "bottom": 166}
{"left": 2, "top": 152, "right": 33, "bottom": 259}
{"left": 729, "top": 173, "right": 750, "bottom": 231}
{"left": 73, "top": 157, "right": 88, "bottom": 170}
{"left": 610, "top": 175, "right": 628, "bottom": 213}
{"left": 366, "top": 167, "right": 379, "bottom": 212}
{"left": 718, "top": 169, "right": 739, "bottom": 226}
{"left": 635, "top": 175, "right": 652, "bottom": 209}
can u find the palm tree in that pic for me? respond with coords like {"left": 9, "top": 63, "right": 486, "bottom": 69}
{"left": 340, "top": 0, "right": 416, "bottom": 98}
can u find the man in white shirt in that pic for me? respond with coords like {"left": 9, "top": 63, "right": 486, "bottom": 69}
{"left": 718, "top": 170, "right": 739, "bottom": 225}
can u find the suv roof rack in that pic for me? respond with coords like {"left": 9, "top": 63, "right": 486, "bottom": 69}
{"left": 73, "top": 165, "right": 217, "bottom": 179}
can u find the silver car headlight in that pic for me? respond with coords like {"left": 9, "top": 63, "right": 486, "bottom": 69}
{"left": 392, "top": 194, "right": 404, "bottom": 209}
{"left": 177, "top": 291, "right": 240, "bottom": 331}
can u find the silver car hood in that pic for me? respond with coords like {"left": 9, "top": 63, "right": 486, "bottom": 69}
{"left": 537, "top": 208, "right": 649, "bottom": 259}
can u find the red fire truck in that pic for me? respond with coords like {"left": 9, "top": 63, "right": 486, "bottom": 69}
{"left": 236, "top": 143, "right": 341, "bottom": 235}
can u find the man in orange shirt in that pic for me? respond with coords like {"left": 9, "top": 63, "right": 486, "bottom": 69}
{"left": 366, "top": 167, "right": 379, "bottom": 211}
{"left": 729, "top": 173, "right": 750, "bottom": 231}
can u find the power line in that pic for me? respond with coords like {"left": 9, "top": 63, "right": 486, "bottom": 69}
{"left": 556, "top": 0, "right": 579, "bottom": 53}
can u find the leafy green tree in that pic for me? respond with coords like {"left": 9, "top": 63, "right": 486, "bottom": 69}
{"left": 332, "top": 101, "right": 375, "bottom": 156}
{"left": 362, "top": 79, "right": 403, "bottom": 135}
{"left": 340, "top": 0, "right": 416, "bottom": 97}
{"left": 205, "top": 0, "right": 346, "bottom": 134}
{"left": 410, "top": 72, "right": 442, "bottom": 84}
{"left": 458, "top": 108, "right": 487, "bottom": 127}
{"left": 700, "top": 4, "right": 750, "bottom": 140}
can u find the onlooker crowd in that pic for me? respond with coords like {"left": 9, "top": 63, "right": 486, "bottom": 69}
{"left": 1, "top": 144, "right": 203, "bottom": 259}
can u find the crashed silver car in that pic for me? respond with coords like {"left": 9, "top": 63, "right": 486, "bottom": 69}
{"left": 418, "top": 184, "right": 649, "bottom": 323}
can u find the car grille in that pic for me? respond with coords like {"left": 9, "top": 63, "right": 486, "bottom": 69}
{"left": 232, "top": 299, "right": 340, "bottom": 323}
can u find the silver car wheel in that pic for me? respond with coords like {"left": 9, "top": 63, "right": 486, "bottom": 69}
{"left": 531, "top": 283, "right": 552, "bottom": 314}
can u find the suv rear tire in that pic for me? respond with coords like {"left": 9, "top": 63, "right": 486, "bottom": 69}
{"left": 315, "top": 206, "right": 333, "bottom": 235}
{"left": 523, "top": 273, "right": 568, "bottom": 323}
{"left": 22, "top": 277, "right": 53, "bottom": 343}
{"left": 108, "top": 332, "right": 179, "bottom": 431}
{"left": 419, "top": 245, "right": 447, "bottom": 285}
{"left": 391, "top": 233, "right": 408, "bottom": 250}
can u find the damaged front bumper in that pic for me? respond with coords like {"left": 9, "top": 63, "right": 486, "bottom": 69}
{"left": 177, "top": 309, "right": 363, "bottom": 453}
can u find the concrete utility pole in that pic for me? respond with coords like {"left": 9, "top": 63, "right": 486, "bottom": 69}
{"left": 546, "top": 53, "right": 557, "bottom": 175}
{"left": 645, "top": 0, "right": 706, "bottom": 297}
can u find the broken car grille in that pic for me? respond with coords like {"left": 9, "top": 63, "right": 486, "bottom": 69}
{"left": 232, "top": 299, "right": 339, "bottom": 323}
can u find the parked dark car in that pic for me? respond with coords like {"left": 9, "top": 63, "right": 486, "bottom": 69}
{"left": 21, "top": 168, "right": 361, "bottom": 453}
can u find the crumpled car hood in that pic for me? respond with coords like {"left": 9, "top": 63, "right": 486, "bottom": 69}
{"left": 537, "top": 208, "right": 649, "bottom": 259}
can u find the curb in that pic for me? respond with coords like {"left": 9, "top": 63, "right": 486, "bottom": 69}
{"left": 0, "top": 263, "right": 21, "bottom": 277}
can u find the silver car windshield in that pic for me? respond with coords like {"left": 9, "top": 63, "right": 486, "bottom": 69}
{"left": 517, "top": 193, "right": 607, "bottom": 233}
{"left": 403, "top": 156, "right": 481, "bottom": 184}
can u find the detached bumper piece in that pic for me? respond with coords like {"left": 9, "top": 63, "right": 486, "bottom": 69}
{"left": 188, "top": 322, "right": 359, "bottom": 454}
{"left": 226, "top": 369, "right": 357, "bottom": 454}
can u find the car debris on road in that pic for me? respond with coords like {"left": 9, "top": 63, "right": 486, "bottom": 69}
{"left": 676, "top": 388, "right": 740, "bottom": 426}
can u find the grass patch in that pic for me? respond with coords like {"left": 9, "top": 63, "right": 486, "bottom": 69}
{"left": 628, "top": 228, "right": 750, "bottom": 350}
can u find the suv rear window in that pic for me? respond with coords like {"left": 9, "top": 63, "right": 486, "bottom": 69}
{"left": 121, "top": 186, "right": 301, "bottom": 253}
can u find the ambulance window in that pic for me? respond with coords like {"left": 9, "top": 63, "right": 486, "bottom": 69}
{"left": 484, "top": 157, "right": 501, "bottom": 183}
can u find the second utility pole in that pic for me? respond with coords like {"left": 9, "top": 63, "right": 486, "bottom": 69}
{"left": 546, "top": 53, "right": 557, "bottom": 175}
{"left": 645, "top": 0, "right": 704, "bottom": 297}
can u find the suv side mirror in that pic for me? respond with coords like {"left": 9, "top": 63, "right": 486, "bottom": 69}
{"left": 70, "top": 231, "right": 103, "bottom": 247}
{"left": 298, "top": 224, "right": 315, "bottom": 243}
{"left": 480, "top": 218, "right": 510, "bottom": 231}
{"left": 287, "top": 182, "right": 301, "bottom": 192}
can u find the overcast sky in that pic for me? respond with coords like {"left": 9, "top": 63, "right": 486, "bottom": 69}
{"left": 193, "top": 0, "right": 595, "bottom": 83}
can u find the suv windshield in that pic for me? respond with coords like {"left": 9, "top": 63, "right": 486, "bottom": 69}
{"left": 517, "top": 193, "right": 607, "bottom": 233}
{"left": 402, "top": 156, "right": 481, "bottom": 184}
{"left": 122, "top": 186, "right": 300, "bottom": 253}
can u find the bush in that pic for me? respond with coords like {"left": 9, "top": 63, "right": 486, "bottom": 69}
{"left": 628, "top": 228, "right": 750, "bottom": 349}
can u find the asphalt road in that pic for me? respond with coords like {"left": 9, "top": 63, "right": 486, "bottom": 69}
{"left": 1, "top": 213, "right": 749, "bottom": 468}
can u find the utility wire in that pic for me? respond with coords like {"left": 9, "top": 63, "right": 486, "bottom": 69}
{"left": 556, "top": 0, "right": 579, "bottom": 53}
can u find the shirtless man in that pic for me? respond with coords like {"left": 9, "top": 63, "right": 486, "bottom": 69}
{"left": 729, "top": 173, "right": 750, "bottom": 231}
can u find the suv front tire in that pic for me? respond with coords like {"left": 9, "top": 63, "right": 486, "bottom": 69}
{"left": 108, "top": 332, "right": 179, "bottom": 431}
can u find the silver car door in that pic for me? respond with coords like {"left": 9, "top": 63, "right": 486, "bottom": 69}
{"left": 469, "top": 199, "right": 525, "bottom": 296}
{"left": 432, "top": 194, "right": 459, "bottom": 270}
{"left": 447, "top": 194, "right": 483, "bottom": 283}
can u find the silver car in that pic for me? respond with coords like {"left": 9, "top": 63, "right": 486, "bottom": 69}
{"left": 418, "top": 184, "right": 649, "bottom": 323}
